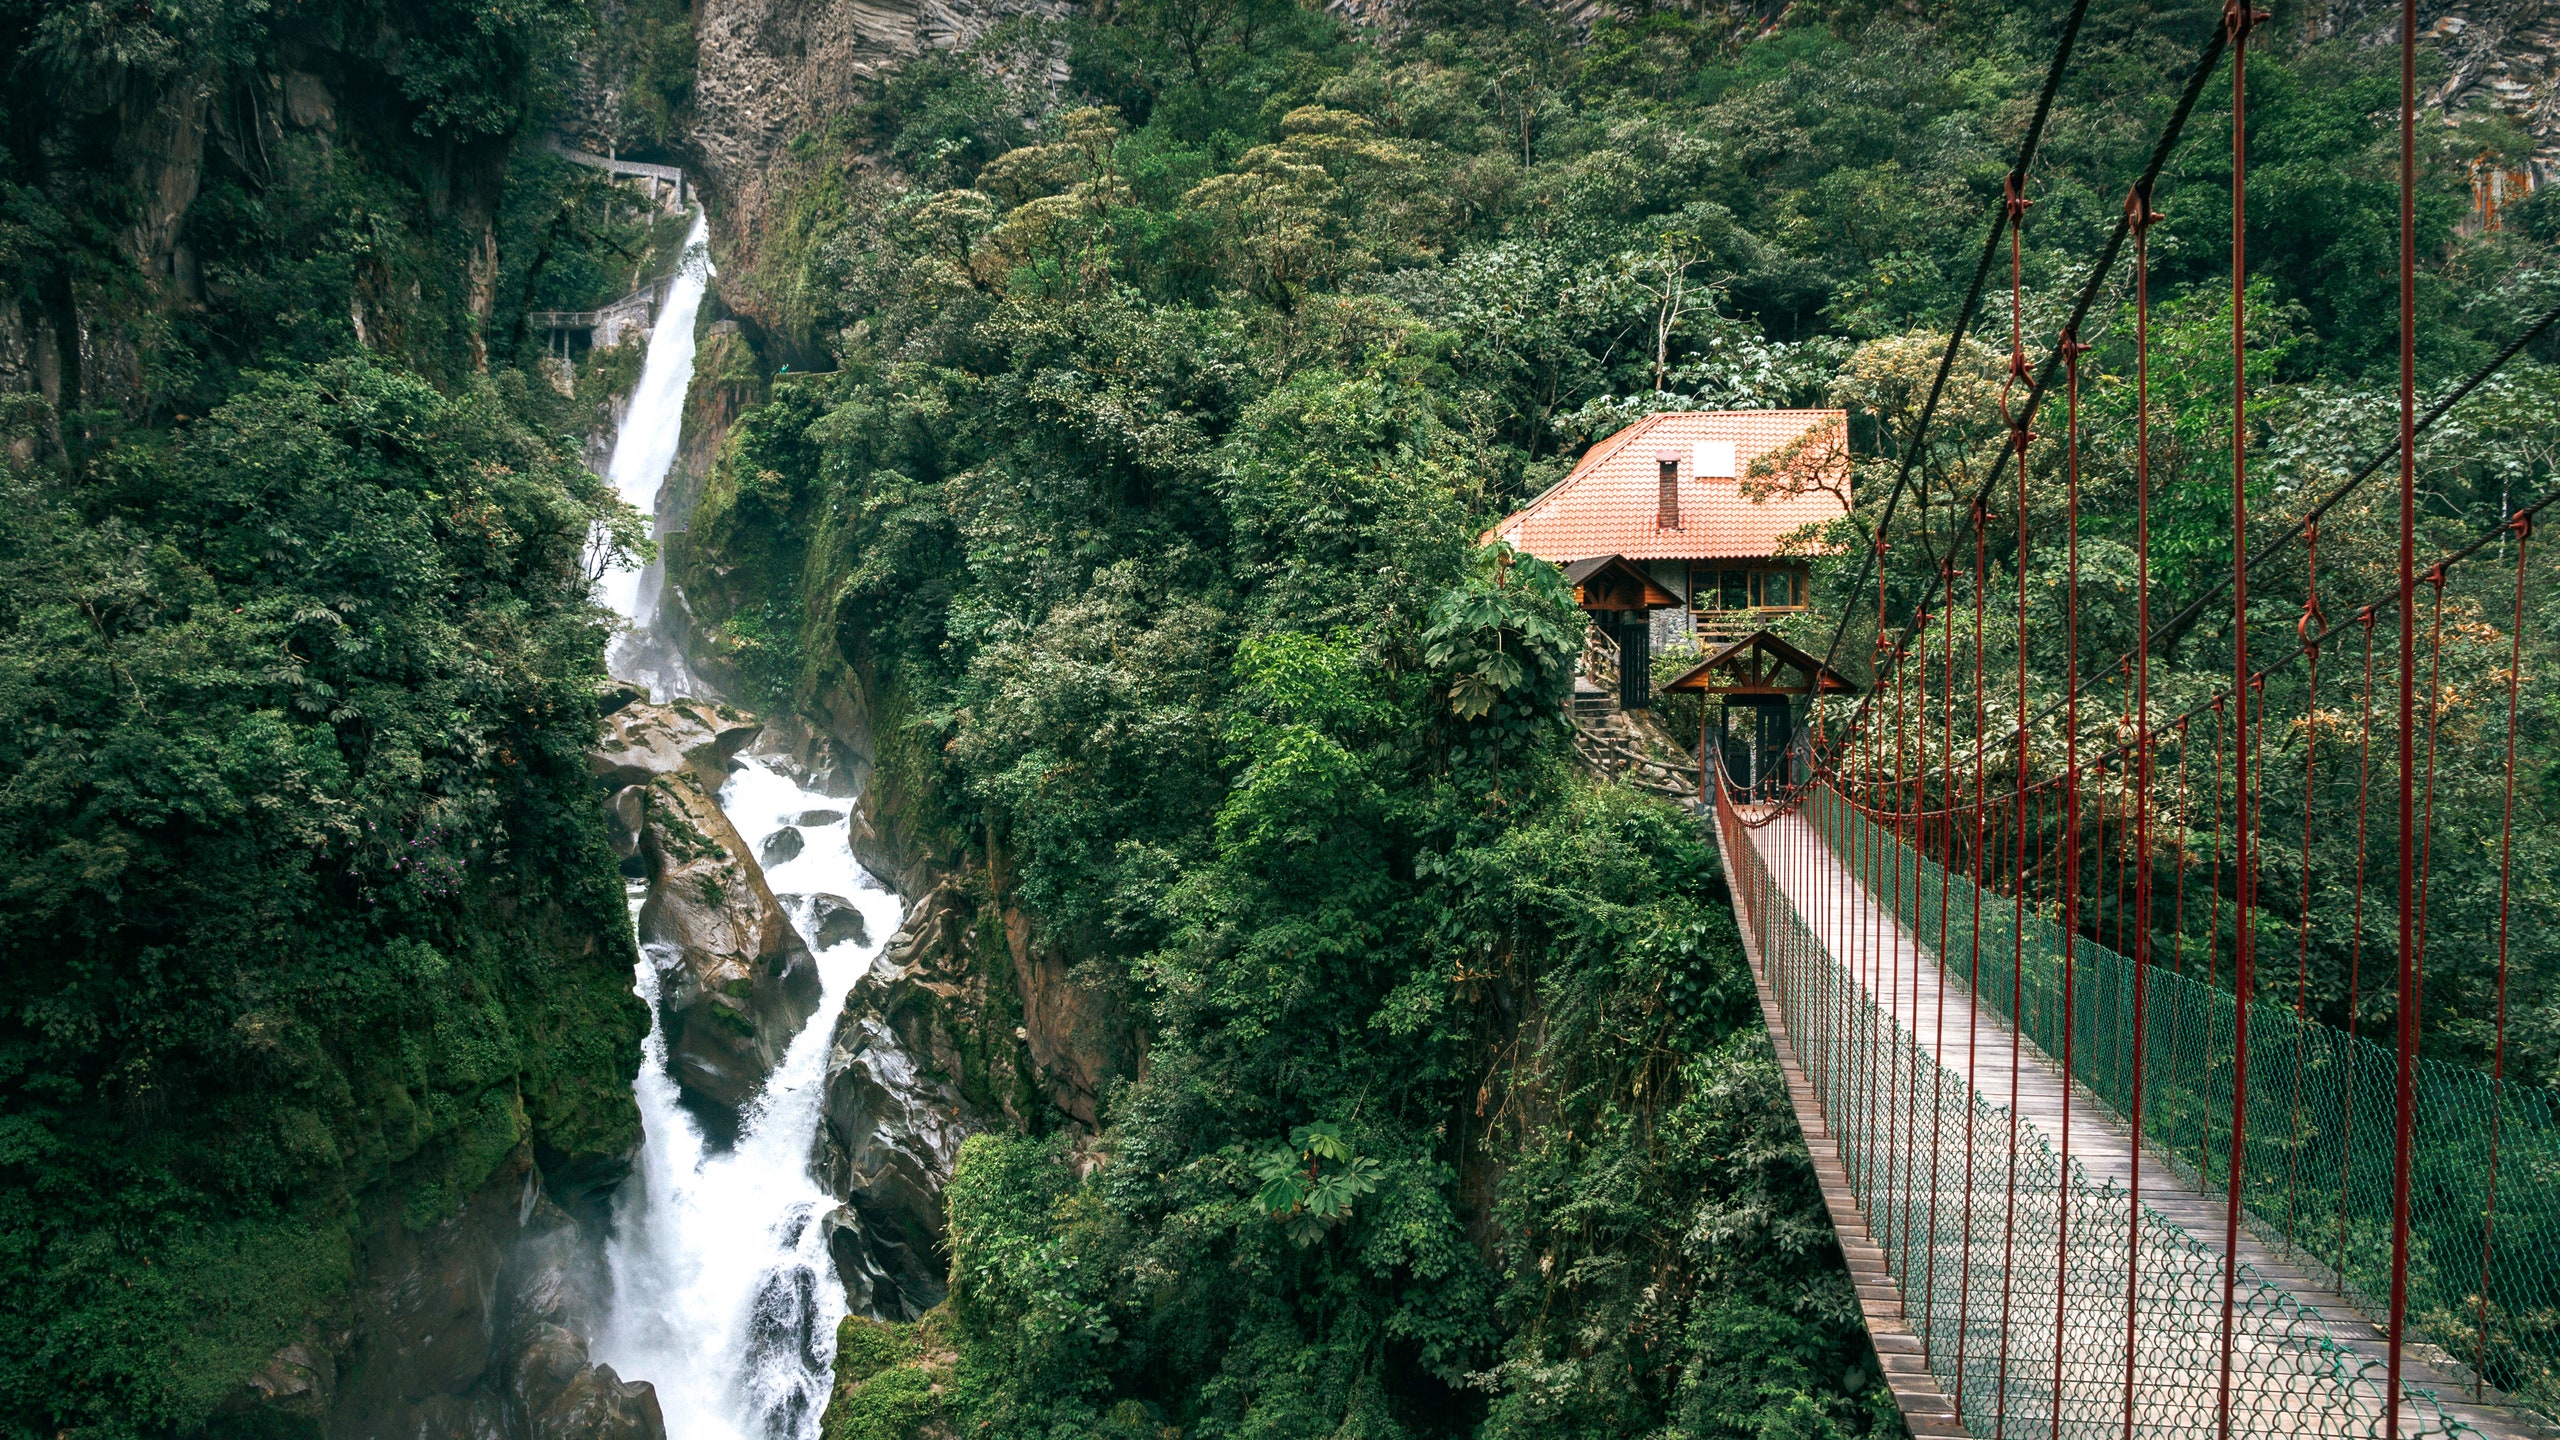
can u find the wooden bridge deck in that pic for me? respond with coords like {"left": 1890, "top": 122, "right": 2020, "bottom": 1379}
{"left": 1716, "top": 805, "right": 2547, "bottom": 1440}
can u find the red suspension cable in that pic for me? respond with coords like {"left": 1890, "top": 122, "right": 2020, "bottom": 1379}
{"left": 1899, "top": 626, "right": 1919, "bottom": 1269}
{"left": 2210, "top": 698, "right": 2226, "bottom": 997}
{"left": 2384, "top": 0, "right": 2424, "bottom": 1425}
{"left": 2051, "top": 327, "right": 2090, "bottom": 1440}
{"left": 2175, "top": 720, "right": 2192, "bottom": 983}
{"left": 2117, "top": 666, "right": 2134, "bottom": 956}
{"left": 1997, "top": 166, "right": 2035, "bottom": 1428}
{"left": 1927, "top": 575, "right": 1958, "bottom": 1363}
{"left": 2205, "top": 697, "right": 2226, "bottom": 1177}
{"left": 2337, "top": 607, "right": 2377, "bottom": 1282}
{"left": 1956, "top": 504, "right": 1990, "bottom": 1418}
{"left": 2417, "top": 570, "right": 2446, "bottom": 991}
{"left": 2121, "top": 182, "right": 2160, "bottom": 1440}
{"left": 2284, "top": 526, "right": 2324, "bottom": 1248}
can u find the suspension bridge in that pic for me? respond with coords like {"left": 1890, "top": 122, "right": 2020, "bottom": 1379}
{"left": 1677, "top": 4, "right": 2560, "bottom": 1439}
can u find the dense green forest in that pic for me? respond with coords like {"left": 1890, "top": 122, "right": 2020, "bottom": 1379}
{"left": 668, "top": 0, "right": 2558, "bottom": 1436}
{"left": 2, "top": 0, "right": 2555, "bottom": 1436}
{"left": 0, "top": 3, "right": 667, "bottom": 1433}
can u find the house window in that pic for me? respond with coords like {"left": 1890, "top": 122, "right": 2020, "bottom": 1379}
{"left": 1688, "top": 566, "right": 1806, "bottom": 611}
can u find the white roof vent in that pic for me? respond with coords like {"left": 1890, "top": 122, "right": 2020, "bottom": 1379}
{"left": 1694, "top": 439, "right": 1737, "bottom": 478}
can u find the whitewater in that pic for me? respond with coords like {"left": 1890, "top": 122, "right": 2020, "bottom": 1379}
{"left": 600, "top": 213, "right": 712, "bottom": 699}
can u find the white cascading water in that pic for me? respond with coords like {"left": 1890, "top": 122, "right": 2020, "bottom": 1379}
{"left": 597, "top": 763, "right": 899, "bottom": 1440}
{"left": 600, "top": 212, "right": 713, "bottom": 696}
{"left": 587, "top": 206, "right": 902, "bottom": 1440}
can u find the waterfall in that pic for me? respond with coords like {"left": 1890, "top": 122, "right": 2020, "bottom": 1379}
{"left": 600, "top": 212, "right": 713, "bottom": 697}
{"left": 586, "top": 208, "right": 900, "bottom": 1440}
{"left": 596, "top": 759, "right": 898, "bottom": 1440}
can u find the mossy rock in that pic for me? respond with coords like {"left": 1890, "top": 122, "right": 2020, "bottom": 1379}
{"left": 705, "top": 997, "right": 762, "bottom": 1041}
{"left": 820, "top": 1313, "right": 954, "bottom": 1440}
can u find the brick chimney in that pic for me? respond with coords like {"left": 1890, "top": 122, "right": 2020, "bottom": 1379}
{"left": 1656, "top": 449, "right": 1681, "bottom": 529}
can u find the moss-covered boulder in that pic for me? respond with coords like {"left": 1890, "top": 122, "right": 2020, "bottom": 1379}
{"left": 817, "top": 1315, "right": 954, "bottom": 1440}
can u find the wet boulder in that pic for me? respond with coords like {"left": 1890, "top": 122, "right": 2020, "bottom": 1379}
{"left": 815, "top": 1206, "right": 899, "bottom": 1319}
{"left": 500, "top": 1193, "right": 665, "bottom": 1440}
{"left": 811, "top": 882, "right": 983, "bottom": 1320}
{"left": 504, "top": 1325, "right": 665, "bottom": 1440}
{"left": 811, "top": 895, "right": 868, "bottom": 951}
{"left": 607, "top": 785, "right": 647, "bottom": 859}
{"left": 758, "top": 826, "right": 804, "bottom": 867}
{"left": 812, "top": 1012, "right": 972, "bottom": 1320}
{"left": 638, "top": 772, "right": 822, "bottom": 1130}
{"left": 590, "top": 696, "right": 762, "bottom": 791}
{"left": 777, "top": 893, "right": 869, "bottom": 952}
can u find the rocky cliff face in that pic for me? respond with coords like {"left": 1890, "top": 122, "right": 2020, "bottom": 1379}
{"left": 2305, "top": 1, "right": 2560, "bottom": 188}
{"left": 621, "top": 0, "right": 1070, "bottom": 348}
{"left": 807, "top": 877, "right": 1138, "bottom": 1178}
{"left": 0, "top": 36, "right": 519, "bottom": 456}
{"left": 807, "top": 878, "right": 1006, "bottom": 1320}
{"left": 2426, "top": 1, "right": 2560, "bottom": 188}
{"left": 1005, "top": 906, "right": 1145, "bottom": 1129}
{"left": 632, "top": 318, "right": 766, "bottom": 678}
{"left": 235, "top": 1153, "right": 665, "bottom": 1440}
{"left": 685, "top": 0, "right": 1069, "bottom": 207}
{"left": 778, "top": 657, "right": 1144, "bottom": 1317}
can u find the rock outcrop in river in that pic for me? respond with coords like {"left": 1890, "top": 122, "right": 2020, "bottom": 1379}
{"left": 595, "top": 694, "right": 823, "bottom": 1137}
{"left": 811, "top": 880, "right": 988, "bottom": 1320}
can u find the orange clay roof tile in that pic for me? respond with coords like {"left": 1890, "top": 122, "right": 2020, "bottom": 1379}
{"left": 1487, "top": 410, "right": 1851, "bottom": 564}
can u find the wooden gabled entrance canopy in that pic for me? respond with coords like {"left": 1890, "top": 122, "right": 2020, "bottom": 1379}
{"left": 1562, "top": 555, "right": 1678, "bottom": 613}
{"left": 1662, "top": 631, "right": 1855, "bottom": 803}
{"left": 1659, "top": 629, "right": 1858, "bottom": 698}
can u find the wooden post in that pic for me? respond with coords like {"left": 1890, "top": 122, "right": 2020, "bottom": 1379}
{"left": 1700, "top": 694, "right": 1712, "bottom": 803}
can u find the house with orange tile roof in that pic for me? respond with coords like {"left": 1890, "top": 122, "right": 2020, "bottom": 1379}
{"left": 1488, "top": 409, "right": 1851, "bottom": 709}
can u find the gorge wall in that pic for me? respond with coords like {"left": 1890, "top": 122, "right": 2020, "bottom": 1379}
{"left": 0, "top": 7, "right": 709, "bottom": 1438}
{"left": 2306, "top": 0, "right": 2560, "bottom": 186}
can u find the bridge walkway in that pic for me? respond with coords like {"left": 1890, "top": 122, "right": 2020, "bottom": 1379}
{"left": 1716, "top": 803, "right": 2543, "bottom": 1440}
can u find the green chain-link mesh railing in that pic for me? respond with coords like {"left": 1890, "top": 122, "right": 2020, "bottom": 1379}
{"left": 1714, "top": 784, "right": 2489, "bottom": 1440}
{"left": 1802, "top": 794, "right": 2560, "bottom": 1424}
{"left": 1804, "top": 793, "right": 2559, "bottom": 1428}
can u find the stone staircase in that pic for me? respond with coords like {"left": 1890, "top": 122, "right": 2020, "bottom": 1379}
{"left": 1571, "top": 704, "right": 1704, "bottom": 803}
{"left": 1571, "top": 626, "right": 1703, "bottom": 801}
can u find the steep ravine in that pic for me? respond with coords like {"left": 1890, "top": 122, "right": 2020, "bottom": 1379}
{"left": 579, "top": 228, "right": 884, "bottom": 1440}
{"left": 0, "top": 4, "right": 1124, "bottom": 1433}
{"left": 576, "top": 199, "right": 1023, "bottom": 1440}
{"left": 603, "top": 223, "right": 1143, "bottom": 1367}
